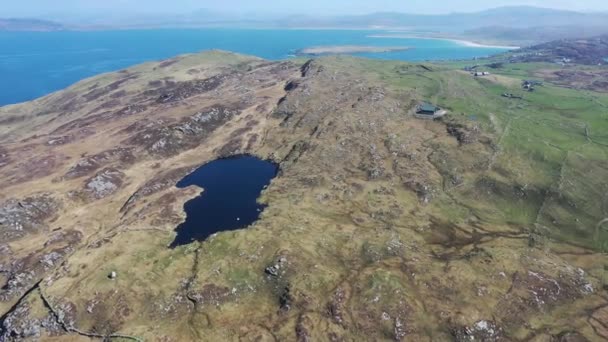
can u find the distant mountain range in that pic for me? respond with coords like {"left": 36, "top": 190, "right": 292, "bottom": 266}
{"left": 280, "top": 6, "right": 608, "bottom": 44}
{"left": 403, "top": 7, "right": 604, "bottom": 28}
{"left": 0, "top": 18, "right": 63, "bottom": 31}
{"left": 275, "top": 6, "right": 608, "bottom": 30}
{"left": 3, "top": 6, "right": 608, "bottom": 45}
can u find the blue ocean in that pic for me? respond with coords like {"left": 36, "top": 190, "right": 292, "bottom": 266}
{"left": 0, "top": 29, "right": 508, "bottom": 106}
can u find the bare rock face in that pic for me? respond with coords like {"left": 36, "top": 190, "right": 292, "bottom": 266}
{"left": 83, "top": 168, "right": 125, "bottom": 200}
{"left": 452, "top": 320, "right": 504, "bottom": 342}
{"left": 445, "top": 119, "right": 480, "bottom": 145}
{"left": 45, "top": 135, "right": 74, "bottom": 146}
{"left": 1, "top": 303, "right": 47, "bottom": 340}
{"left": 0, "top": 230, "right": 82, "bottom": 302}
{"left": 0, "top": 296, "right": 77, "bottom": 340}
{"left": 0, "top": 193, "right": 61, "bottom": 242}
{"left": 125, "top": 105, "right": 242, "bottom": 156}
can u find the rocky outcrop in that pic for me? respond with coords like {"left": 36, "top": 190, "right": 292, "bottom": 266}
{"left": 125, "top": 105, "right": 241, "bottom": 156}
{"left": 63, "top": 147, "right": 134, "bottom": 180}
{"left": 188, "top": 284, "right": 234, "bottom": 307}
{"left": 82, "top": 168, "right": 126, "bottom": 200}
{"left": 0, "top": 297, "right": 63, "bottom": 340}
{"left": 0, "top": 230, "right": 82, "bottom": 302}
{"left": 0, "top": 193, "right": 61, "bottom": 242}
{"left": 82, "top": 74, "right": 138, "bottom": 102}
{"left": 265, "top": 256, "right": 288, "bottom": 278}
{"left": 496, "top": 269, "right": 593, "bottom": 328}
{"left": 445, "top": 119, "right": 480, "bottom": 145}
{"left": 155, "top": 74, "right": 229, "bottom": 104}
{"left": 327, "top": 288, "right": 347, "bottom": 327}
{"left": 451, "top": 320, "right": 503, "bottom": 342}
{"left": 119, "top": 166, "right": 194, "bottom": 214}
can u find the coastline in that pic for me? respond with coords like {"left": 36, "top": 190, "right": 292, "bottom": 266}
{"left": 367, "top": 34, "right": 520, "bottom": 49}
{"left": 296, "top": 45, "right": 411, "bottom": 56}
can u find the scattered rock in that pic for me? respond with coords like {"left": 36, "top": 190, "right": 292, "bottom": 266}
{"left": 452, "top": 320, "right": 503, "bottom": 341}
{"left": 295, "top": 314, "right": 312, "bottom": 342}
{"left": 156, "top": 74, "right": 229, "bottom": 104}
{"left": 279, "top": 284, "right": 293, "bottom": 312}
{"left": 116, "top": 104, "right": 147, "bottom": 116}
{"left": 45, "top": 135, "right": 74, "bottom": 146}
{"left": 188, "top": 284, "right": 233, "bottom": 307}
{"left": 327, "top": 288, "right": 347, "bottom": 327}
{"left": 125, "top": 105, "right": 241, "bottom": 156}
{"left": 0, "top": 230, "right": 81, "bottom": 302}
{"left": 63, "top": 147, "right": 134, "bottom": 180}
{"left": 82, "top": 74, "right": 138, "bottom": 102}
{"left": 83, "top": 168, "right": 125, "bottom": 200}
{"left": 0, "top": 301, "right": 63, "bottom": 340}
{"left": 264, "top": 256, "right": 288, "bottom": 278}
{"left": 496, "top": 269, "right": 590, "bottom": 329}
{"left": 552, "top": 331, "right": 591, "bottom": 342}
{"left": 0, "top": 193, "right": 61, "bottom": 242}
{"left": 5, "top": 154, "right": 65, "bottom": 186}
{"left": 446, "top": 120, "right": 480, "bottom": 145}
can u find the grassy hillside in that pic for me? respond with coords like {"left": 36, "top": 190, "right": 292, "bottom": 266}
{"left": 338, "top": 57, "right": 608, "bottom": 251}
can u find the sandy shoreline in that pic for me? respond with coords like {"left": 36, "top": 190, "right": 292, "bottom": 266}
{"left": 296, "top": 45, "right": 411, "bottom": 55}
{"left": 367, "top": 34, "right": 520, "bottom": 49}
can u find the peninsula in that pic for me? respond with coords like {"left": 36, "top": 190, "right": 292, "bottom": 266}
{"left": 1, "top": 42, "right": 607, "bottom": 341}
{"left": 296, "top": 45, "right": 411, "bottom": 56}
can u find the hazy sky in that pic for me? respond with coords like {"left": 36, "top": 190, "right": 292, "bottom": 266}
{"left": 3, "top": 0, "right": 608, "bottom": 17}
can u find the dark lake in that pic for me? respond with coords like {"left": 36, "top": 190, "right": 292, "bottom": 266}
{"left": 170, "top": 155, "right": 278, "bottom": 247}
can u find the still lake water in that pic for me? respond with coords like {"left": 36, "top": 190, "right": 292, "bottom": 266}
{"left": 0, "top": 29, "right": 509, "bottom": 106}
{"left": 170, "top": 156, "right": 278, "bottom": 247}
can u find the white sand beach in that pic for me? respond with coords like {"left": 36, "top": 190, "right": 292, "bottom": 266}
{"left": 368, "top": 34, "right": 520, "bottom": 49}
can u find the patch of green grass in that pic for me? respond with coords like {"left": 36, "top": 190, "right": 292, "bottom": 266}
{"left": 367, "top": 57, "right": 608, "bottom": 249}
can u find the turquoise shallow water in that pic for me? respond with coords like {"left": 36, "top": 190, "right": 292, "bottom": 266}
{"left": 0, "top": 29, "right": 508, "bottom": 106}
